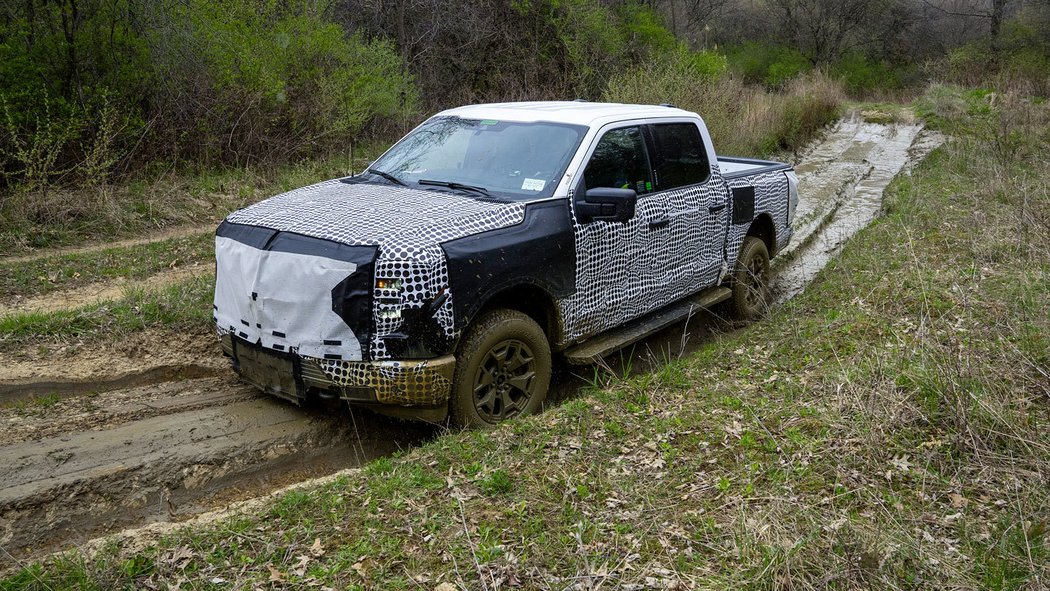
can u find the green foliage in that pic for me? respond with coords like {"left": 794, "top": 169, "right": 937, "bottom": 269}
{"left": 831, "top": 52, "right": 909, "bottom": 96}
{"left": 943, "top": 10, "right": 1050, "bottom": 96}
{"left": 725, "top": 42, "right": 812, "bottom": 87}
{"left": 0, "top": 0, "right": 415, "bottom": 190}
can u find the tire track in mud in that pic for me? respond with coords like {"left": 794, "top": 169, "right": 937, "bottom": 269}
{"left": 0, "top": 224, "right": 215, "bottom": 265}
{"left": 773, "top": 113, "right": 945, "bottom": 301}
{"left": 0, "top": 375, "right": 434, "bottom": 567}
{"left": 0, "top": 114, "right": 943, "bottom": 570}
{"left": 0, "top": 264, "right": 212, "bottom": 317}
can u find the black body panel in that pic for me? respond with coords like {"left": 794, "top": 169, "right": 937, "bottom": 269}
{"left": 442, "top": 199, "right": 576, "bottom": 329}
{"left": 731, "top": 186, "right": 756, "bottom": 225}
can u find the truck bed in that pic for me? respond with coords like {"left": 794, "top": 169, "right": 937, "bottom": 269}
{"left": 717, "top": 156, "right": 791, "bottom": 180}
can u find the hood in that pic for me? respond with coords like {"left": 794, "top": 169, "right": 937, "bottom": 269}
{"left": 225, "top": 179, "right": 527, "bottom": 253}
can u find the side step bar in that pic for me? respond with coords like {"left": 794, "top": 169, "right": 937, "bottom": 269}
{"left": 562, "top": 286, "right": 732, "bottom": 365}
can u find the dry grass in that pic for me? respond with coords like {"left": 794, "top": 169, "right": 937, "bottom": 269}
{"left": 0, "top": 153, "right": 374, "bottom": 255}
{"left": 602, "top": 54, "right": 845, "bottom": 157}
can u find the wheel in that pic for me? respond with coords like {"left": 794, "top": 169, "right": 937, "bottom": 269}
{"left": 450, "top": 309, "right": 552, "bottom": 429}
{"left": 730, "top": 236, "right": 771, "bottom": 320}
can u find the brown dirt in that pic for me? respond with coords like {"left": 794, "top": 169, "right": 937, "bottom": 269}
{"left": 0, "top": 264, "right": 212, "bottom": 317}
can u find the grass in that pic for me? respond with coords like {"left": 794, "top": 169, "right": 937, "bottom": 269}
{"left": 0, "top": 153, "right": 378, "bottom": 255}
{"left": 0, "top": 232, "right": 213, "bottom": 299}
{"left": 0, "top": 276, "right": 214, "bottom": 351}
{"left": 602, "top": 58, "right": 845, "bottom": 157}
{"left": 3, "top": 86, "right": 1048, "bottom": 589}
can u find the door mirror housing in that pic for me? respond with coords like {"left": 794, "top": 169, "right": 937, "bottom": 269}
{"left": 575, "top": 187, "right": 637, "bottom": 223}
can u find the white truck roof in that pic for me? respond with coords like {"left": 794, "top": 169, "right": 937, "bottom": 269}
{"left": 438, "top": 101, "right": 702, "bottom": 128}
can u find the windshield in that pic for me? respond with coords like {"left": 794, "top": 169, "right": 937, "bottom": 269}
{"left": 368, "top": 117, "right": 587, "bottom": 201}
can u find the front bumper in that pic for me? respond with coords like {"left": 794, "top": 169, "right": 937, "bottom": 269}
{"left": 221, "top": 334, "right": 455, "bottom": 408}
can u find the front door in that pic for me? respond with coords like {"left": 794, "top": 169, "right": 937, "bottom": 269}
{"left": 563, "top": 124, "right": 669, "bottom": 341}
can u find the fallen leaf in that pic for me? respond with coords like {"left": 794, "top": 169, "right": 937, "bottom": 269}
{"left": 310, "top": 537, "right": 325, "bottom": 557}
{"left": 434, "top": 583, "right": 458, "bottom": 591}
{"left": 292, "top": 554, "right": 312, "bottom": 577}
{"left": 269, "top": 566, "right": 286, "bottom": 583}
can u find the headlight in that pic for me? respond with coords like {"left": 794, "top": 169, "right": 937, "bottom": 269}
{"left": 376, "top": 278, "right": 403, "bottom": 290}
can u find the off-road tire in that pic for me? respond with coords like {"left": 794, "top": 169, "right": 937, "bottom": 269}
{"left": 730, "top": 236, "right": 771, "bottom": 320}
{"left": 450, "top": 309, "right": 552, "bottom": 429}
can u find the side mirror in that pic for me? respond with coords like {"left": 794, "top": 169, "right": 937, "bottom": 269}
{"left": 575, "top": 187, "right": 637, "bottom": 223}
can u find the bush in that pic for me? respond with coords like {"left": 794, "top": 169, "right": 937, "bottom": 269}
{"left": 602, "top": 52, "right": 841, "bottom": 157}
{"left": 0, "top": 0, "right": 416, "bottom": 190}
{"left": 831, "top": 52, "right": 912, "bottom": 96}
{"left": 725, "top": 42, "right": 813, "bottom": 88}
{"left": 940, "top": 8, "right": 1050, "bottom": 97}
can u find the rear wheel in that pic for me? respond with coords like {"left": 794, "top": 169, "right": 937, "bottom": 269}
{"left": 450, "top": 309, "right": 552, "bottom": 429}
{"left": 730, "top": 236, "right": 771, "bottom": 320}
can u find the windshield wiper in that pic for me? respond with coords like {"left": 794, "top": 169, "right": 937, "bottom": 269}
{"left": 418, "top": 179, "right": 490, "bottom": 197}
{"left": 367, "top": 168, "right": 406, "bottom": 186}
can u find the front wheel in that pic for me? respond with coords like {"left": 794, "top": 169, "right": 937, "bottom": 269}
{"left": 730, "top": 236, "right": 771, "bottom": 320}
{"left": 450, "top": 309, "right": 552, "bottom": 429}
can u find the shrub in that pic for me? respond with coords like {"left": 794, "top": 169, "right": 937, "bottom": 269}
{"left": 602, "top": 53, "right": 841, "bottom": 157}
{"left": 725, "top": 42, "right": 813, "bottom": 88}
{"left": 0, "top": 0, "right": 417, "bottom": 189}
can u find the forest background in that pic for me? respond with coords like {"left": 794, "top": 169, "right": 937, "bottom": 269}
{"left": 1, "top": 0, "right": 1048, "bottom": 249}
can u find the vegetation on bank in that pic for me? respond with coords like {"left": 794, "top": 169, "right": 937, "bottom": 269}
{"left": 6, "top": 0, "right": 1050, "bottom": 256}
{"left": 3, "top": 86, "right": 1046, "bottom": 590}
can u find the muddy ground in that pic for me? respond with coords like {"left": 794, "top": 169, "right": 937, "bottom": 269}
{"left": 0, "top": 112, "right": 942, "bottom": 569}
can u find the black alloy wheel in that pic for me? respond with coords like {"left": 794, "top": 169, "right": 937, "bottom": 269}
{"left": 451, "top": 309, "right": 552, "bottom": 428}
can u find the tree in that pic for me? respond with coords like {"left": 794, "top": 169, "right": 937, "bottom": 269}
{"left": 763, "top": 0, "right": 885, "bottom": 65}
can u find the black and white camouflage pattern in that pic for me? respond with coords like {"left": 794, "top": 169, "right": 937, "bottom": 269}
{"left": 725, "top": 169, "right": 792, "bottom": 265}
{"left": 226, "top": 179, "right": 525, "bottom": 360}
{"left": 556, "top": 168, "right": 791, "bottom": 344}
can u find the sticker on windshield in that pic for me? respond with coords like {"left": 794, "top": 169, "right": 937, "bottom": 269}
{"left": 521, "top": 178, "right": 545, "bottom": 191}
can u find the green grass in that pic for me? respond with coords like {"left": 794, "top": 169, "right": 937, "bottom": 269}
{"left": 0, "top": 232, "right": 213, "bottom": 299}
{"left": 0, "top": 276, "right": 214, "bottom": 350}
{"left": 3, "top": 88, "right": 1049, "bottom": 589}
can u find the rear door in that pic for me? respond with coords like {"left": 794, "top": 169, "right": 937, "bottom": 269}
{"left": 646, "top": 121, "right": 728, "bottom": 291}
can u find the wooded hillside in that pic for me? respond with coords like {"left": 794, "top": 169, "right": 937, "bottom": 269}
{"left": 1, "top": 0, "right": 1048, "bottom": 192}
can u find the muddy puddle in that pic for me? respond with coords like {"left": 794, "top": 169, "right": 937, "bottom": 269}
{"left": 0, "top": 113, "right": 942, "bottom": 570}
{"left": 773, "top": 114, "right": 944, "bottom": 301}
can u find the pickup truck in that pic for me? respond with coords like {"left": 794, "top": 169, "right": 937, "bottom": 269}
{"left": 213, "top": 102, "right": 798, "bottom": 427}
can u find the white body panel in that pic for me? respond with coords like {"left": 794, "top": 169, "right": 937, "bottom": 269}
{"left": 214, "top": 236, "right": 363, "bottom": 360}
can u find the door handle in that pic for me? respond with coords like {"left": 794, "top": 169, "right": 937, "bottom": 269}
{"left": 648, "top": 217, "right": 671, "bottom": 229}
{"left": 709, "top": 203, "right": 727, "bottom": 214}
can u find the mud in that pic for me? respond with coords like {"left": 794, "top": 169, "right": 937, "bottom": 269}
{"left": 773, "top": 114, "right": 945, "bottom": 301}
{"left": 0, "top": 114, "right": 942, "bottom": 571}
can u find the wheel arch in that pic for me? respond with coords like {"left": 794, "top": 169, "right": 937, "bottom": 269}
{"left": 746, "top": 213, "right": 777, "bottom": 257}
{"left": 471, "top": 284, "right": 562, "bottom": 348}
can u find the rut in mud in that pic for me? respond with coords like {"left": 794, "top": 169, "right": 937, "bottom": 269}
{"left": 0, "top": 114, "right": 942, "bottom": 570}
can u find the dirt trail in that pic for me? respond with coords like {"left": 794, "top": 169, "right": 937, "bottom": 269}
{"left": 0, "top": 223, "right": 215, "bottom": 265}
{"left": 0, "top": 114, "right": 943, "bottom": 570}
{"left": 0, "top": 264, "right": 213, "bottom": 317}
{"left": 774, "top": 113, "right": 944, "bottom": 300}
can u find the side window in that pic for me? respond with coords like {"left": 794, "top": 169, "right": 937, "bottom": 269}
{"left": 583, "top": 127, "right": 653, "bottom": 195}
{"left": 648, "top": 123, "right": 709, "bottom": 190}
